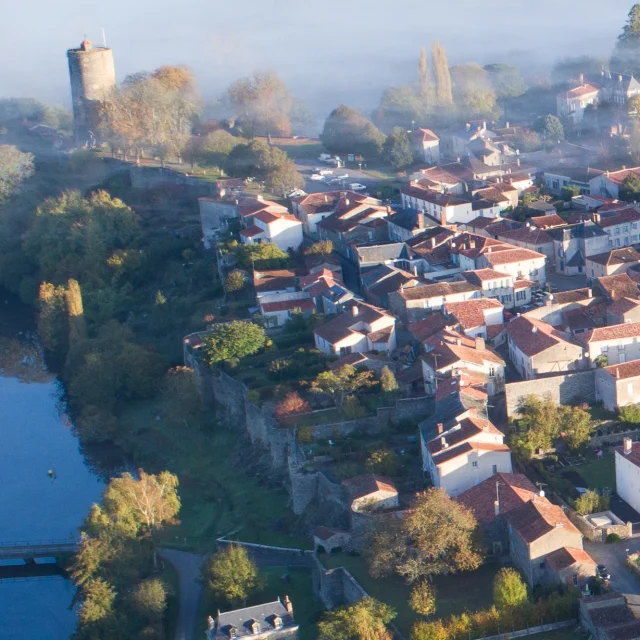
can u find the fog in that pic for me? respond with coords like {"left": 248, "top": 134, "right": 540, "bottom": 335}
{"left": 0, "top": 0, "right": 635, "bottom": 115}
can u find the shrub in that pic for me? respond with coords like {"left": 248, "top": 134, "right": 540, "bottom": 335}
{"left": 620, "top": 404, "right": 640, "bottom": 425}
{"left": 606, "top": 533, "right": 621, "bottom": 544}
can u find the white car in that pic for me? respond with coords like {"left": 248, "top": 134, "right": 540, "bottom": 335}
{"left": 310, "top": 174, "right": 325, "bottom": 181}
{"left": 335, "top": 173, "right": 349, "bottom": 180}
{"left": 319, "top": 169, "right": 334, "bottom": 176}
{"left": 349, "top": 183, "right": 367, "bottom": 191}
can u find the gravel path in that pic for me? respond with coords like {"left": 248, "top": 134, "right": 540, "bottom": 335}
{"left": 160, "top": 548, "right": 206, "bottom": 640}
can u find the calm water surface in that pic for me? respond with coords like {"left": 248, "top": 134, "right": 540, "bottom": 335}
{"left": 0, "top": 297, "right": 106, "bottom": 639}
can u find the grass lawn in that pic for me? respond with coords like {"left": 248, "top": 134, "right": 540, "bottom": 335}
{"left": 275, "top": 142, "right": 325, "bottom": 159}
{"left": 574, "top": 449, "right": 615, "bottom": 491}
{"left": 198, "top": 566, "right": 323, "bottom": 640}
{"left": 118, "top": 400, "right": 312, "bottom": 552}
{"left": 320, "top": 553, "right": 502, "bottom": 636}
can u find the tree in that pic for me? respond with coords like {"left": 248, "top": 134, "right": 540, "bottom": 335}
{"left": 382, "top": 127, "right": 414, "bottom": 169}
{"left": 614, "top": 4, "right": 640, "bottom": 76}
{"left": 483, "top": 63, "right": 526, "bottom": 100}
{"left": 321, "top": 105, "right": 386, "bottom": 158}
{"left": 162, "top": 366, "right": 203, "bottom": 427}
{"left": 304, "top": 240, "right": 333, "bottom": 256}
{"left": 514, "top": 131, "right": 543, "bottom": 152}
{"left": 380, "top": 366, "right": 399, "bottom": 394}
{"left": 411, "top": 619, "right": 448, "bottom": 640}
{"left": 202, "top": 321, "right": 266, "bottom": 365}
{"left": 266, "top": 158, "right": 305, "bottom": 196}
{"left": 104, "top": 470, "right": 180, "bottom": 569}
{"left": 310, "top": 364, "right": 375, "bottom": 411}
{"left": 620, "top": 173, "right": 640, "bottom": 201}
{"left": 318, "top": 596, "right": 395, "bottom": 640}
{"left": 559, "top": 404, "right": 592, "bottom": 451}
{"left": 410, "top": 581, "right": 437, "bottom": 617}
{"left": 367, "top": 488, "right": 483, "bottom": 583}
{"left": 493, "top": 568, "right": 527, "bottom": 610}
{"left": 575, "top": 490, "right": 605, "bottom": 515}
{"left": 37, "top": 282, "right": 68, "bottom": 354}
{"left": 203, "top": 544, "right": 258, "bottom": 605}
{"left": 366, "top": 448, "right": 401, "bottom": 475}
{"left": 451, "top": 64, "right": 500, "bottom": 119}
{"left": 431, "top": 43, "right": 453, "bottom": 106}
{"left": 0, "top": 144, "right": 34, "bottom": 202}
{"left": 131, "top": 578, "right": 168, "bottom": 625}
{"left": 343, "top": 395, "right": 366, "bottom": 419}
{"left": 513, "top": 394, "right": 560, "bottom": 456}
{"left": 75, "top": 578, "right": 123, "bottom": 640}
{"left": 66, "top": 278, "right": 87, "bottom": 344}
{"left": 561, "top": 184, "right": 581, "bottom": 201}
{"left": 532, "top": 115, "right": 564, "bottom": 141}
{"left": 594, "top": 354, "right": 608, "bottom": 368}
{"left": 551, "top": 56, "right": 606, "bottom": 84}
{"left": 620, "top": 403, "right": 640, "bottom": 424}
{"left": 418, "top": 48, "right": 432, "bottom": 98}
{"left": 275, "top": 391, "right": 311, "bottom": 421}
{"left": 193, "top": 129, "right": 241, "bottom": 168}
{"left": 224, "top": 70, "right": 311, "bottom": 136}
{"left": 235, "top": 242, "right": 289, "bottom": 270}
{"left": 225, "top": 269, "right": 245, "bottom": 293}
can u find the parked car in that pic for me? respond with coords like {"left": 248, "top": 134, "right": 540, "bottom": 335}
{"left": 349, "top": 183, "right": 367, "bottom": 191}
{"left": 597, "top": 564, "right": 610, "bottom": 581}
{"left": 310, "top": 174, "right": 325, "bottom": 181}
{"left": 318, "top": 153, "right": 332, "bottom": 162}
{"left": 335, "top": 173, "right": 349, "bottom": 180}
{"left": 319, "top": 169, "right": 334, "bottom": 176}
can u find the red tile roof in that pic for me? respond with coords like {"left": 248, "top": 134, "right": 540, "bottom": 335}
{"left": 423, "top": 331, "right": 505, "bottom": 370}
{"left": 546, "top": 547, "right": 596, "bottom": 572}
{"left": 529, "top": 214, "right": 566, "bottom": 229}
{"left": 514, "top": 278, "right": 536, "bottom": 290}
{"left": 615, "top": 441, "right": 640, "bottom": 469}
{"left": 596, "top": 207, "right": 640, "bottom": 228}
{"left": 483, "top": 247, "right": 545, "bottom": 267}
{"left": 445, "top": 298, "right": 503, "bottom": 330}
{"left": 607, "top": 296, "right": 640, "bottom": 315}
{"left": 462, "top": 268, "right": 513, "bottom": 283}
{"left": 558, "top": 83, "right": 600, "bottom": 99}
{"left": 550, "top": 288, "right": 594, "bottom": 304}
{"left": 505, "top": 497, "right": 579, "bottom": 543}
{"left": 433, "top": 441, "right": 510, "bottom": 466}
{"left": 408, "top": 313, "right": 449, "bottom": 342}
{"left": 427, "top": 411, "right": 503, "bottom": 456}
{"left": 342, "top": 474, "right": 397, "bottom": 498}
{"left": 603, "top": 358, "right": 640, "bottom": 380}
{"left": 261, "top": 298, "right": 315, "bottom": 313}
{"left": 506, "top": 315, "right": 577, "bottom": 356}
{"left": 398, "top": 281, "right": 479, "bottom": 301}
{"left": 587, "top": 247, "right": 640, "bottom": 267}
{"left": 497, "top": 226, "right": 554, "bottom": 246}
{"left": 597, "top": 273, "right": 640, "bottom": 301}
{"left": 456, "top": 473, "right": 538, "bottom": 525}
{"left": 577, "top": 321, "right": 640, "bottom": 344}
{"left": 240, "top": 224, "right": 264, "bottom": 238}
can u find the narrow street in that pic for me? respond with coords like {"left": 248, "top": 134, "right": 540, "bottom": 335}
{"left": 159, "top": 548, "right": 206, "bottom": 640}
{"left": 584, "top": 540, "right": 640, "bottom": 615}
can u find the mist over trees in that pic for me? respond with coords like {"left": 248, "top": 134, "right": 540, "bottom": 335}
{"left": 613, "top": 3, "right": 640, "bottom": 76}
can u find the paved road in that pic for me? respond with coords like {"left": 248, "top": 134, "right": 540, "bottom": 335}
{"left": 159, "top": 548, "right": 206, "bottom": 640}
{"left": 584, "top": 540, "right": 640, "bottom": 615}
{"left": 294, "top": 159, "right": 382, "bottom": 195}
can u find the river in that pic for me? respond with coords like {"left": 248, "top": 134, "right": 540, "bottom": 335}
{"left": 0, "top": 292, "right": 108, "bottom": 639}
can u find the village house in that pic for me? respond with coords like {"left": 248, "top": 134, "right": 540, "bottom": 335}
{"left": 386, "top": 208, "right": 441, "bottom": 242}
{"left": 456, "top": 472, "right": 538, "bottom": 557}
{"left": 461, "top": 269, "right": 524, "bottom": 309}
{"left": 590, "top": 166, "right": 640, "bottom": 199}
{"left": 313, "top": 301, "right": 396, "bottom": 356}
{"left": 556, "top": 80, "right": 600, "bottom": 123}
{"left": 495, "top": 225, "right": 555, "bottom": 264}
{"left": 505, "top": 315, "right": 585, "bottom": 379}
{"left": 240, "top": 210, "right": 303, "bottom": 251}
{"left": 312, "top": 527, "right": 350, "bottom": 553}
{"left": 421, "top": 330, "right": 506, "bottom": 395}
{"left": 545, "top": 547, "right": 597, "bottom": 589}
{"left": 207, "top": 597, "right": 298, "bottom": 640}
{"left": 595, "top": 272, "right": 640, "bottom": 302}
{"left": 389, "top": 280, "right": 481, "bottom": 322}
{"left": 420, "top": 408, "right": 512, "bottom": 497}
{"left": 615, "top": 439, "right": 640, "bottom": 516}
{"left": 505, "top": 496, "right": 584, "bottom": 586}
{"left": 444, "top": 298, "right": 504, "bottom": 340}
{"left": 471, "top": 185, "right": 514, "bottom": 209}
{"left": 596, "top": 360, "right": 640, "bottom": 412}
{"left": 410, "top": 128, "right": 440, "bottom": 164}
{"left": 352, "top": 242, "right": 412, "bottom": 274}
{"left": 259, "top": 296, "right": 315, "bottom": 328}
{"left": 409, "top": 163, "right": 473, "bottom": 195}
{"left": 449, "top": 121, "right": 496, "bottom": 159}
{"left": 528, "top": 213, "right": 567, "bottom": 229}
{"left": 546, "top": 222, "right": 610, "bottom": 276}
{"left": 606, "top": 296, "right": 640, "bottom": 325}
{"left": 578, "top": 322, "right": 640, "bottom": 367}
{"left": 253, "top": 269, "right": 300, "bottom": 301}
{"left": 342, "top": 474, "right": 399, "bottom": 512}
{"left": 477, "top": 246, "right": 546, "bottom": 287}
{"left": 543, "top": 166, "right": 603, "bottom": 197}
{"left": 594, "top": 208, "right": 640, "bottom": 248}
{"left": 598, "top": 69, "right": 640, "bottom": 105}
{"left": 462, "top": 216, "right": 521, "bottom": 239}
{"left": 586, "top": 246, "right": 640, "bottom": 279}
{"left": 580, "top": 592, "right": 640, "bottom": 640}
{"left": 361, "top": 264, "right": 419, "bottom": 308}
{"left": 401, "top": 182, "right": 478, "bottom": 225}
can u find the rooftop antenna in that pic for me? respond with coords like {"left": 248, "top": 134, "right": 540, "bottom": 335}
{"left": 102, "top": 27, "right": 107, "bottom": 48}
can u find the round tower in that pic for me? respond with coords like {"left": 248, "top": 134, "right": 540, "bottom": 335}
{"left": 67, "top": 39, "right": 116, "bottom": 145}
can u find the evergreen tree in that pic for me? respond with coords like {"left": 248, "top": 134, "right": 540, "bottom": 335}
{"left": 382, "top": 128, "right": 414, "bottom": 169}
{"left": 615, "top": 4, "right": 640, "bottom": 75}
{"left": 431, "top": 43, "right": 453, "bottom": 106}
{"left": 418, "top": 48, "right": 431, "bottom": 96}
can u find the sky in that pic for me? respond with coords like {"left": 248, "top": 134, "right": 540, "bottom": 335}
{"left": 0, "top": 0, "right": 636, "bottom": 115}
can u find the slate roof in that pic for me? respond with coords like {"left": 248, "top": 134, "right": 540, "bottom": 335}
{"left": 455, "top": 473, "right": 538, "bottom": 525}
{"left": 546, "top": 222, "right": 608, "bottom": 240}
{"left": 505, "top": 498, "right": 579, "bottom": 543}
{"left": 543, "top": 166, "right": 604, "bottom": 183}
{"left": 356, "top": 242, "right": 408, "bottom": 264}
{"left": 215, "top": 600, "right": 295, "bottom": 639}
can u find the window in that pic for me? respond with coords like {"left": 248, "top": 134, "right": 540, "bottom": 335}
{"left": 472, "top": 461, "right": 478, "bottom": 468}
{"left": 601, "top": 346, "right": 608, "bottom": 354}
{"left": 516, "top": 290, "right": 526, "bottom": 301}
{"left": 531, "top": 268, "right": 538, "bottom": 276}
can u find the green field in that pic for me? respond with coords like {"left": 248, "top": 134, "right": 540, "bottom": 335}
{"left": 198, "top": 566, "right": 323, "bottom": 640}
{"left": 574, "top": 450, "right": 615, "bottom": 491}
{"left": 320, "top": 553, "right": 502, "bottom": 636}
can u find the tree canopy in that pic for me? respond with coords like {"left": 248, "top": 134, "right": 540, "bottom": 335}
{"left": 203, "top": 544, "right": 258, "bottom": 605}
{"left": 493, "top": 568, "right": 527, "bottom": 610}
{"left": 483, "top": 63, "right": 527, "bottom": 100}
{"left": 318, "top": 597, "right": 396, "bottom": 640}
{"left": 532, "top": 114, "right": 564, "bottom": 141}
{"left": 0, "top": 144, "right": 34, "bottom": 202}
{"left": 621, "top": 173, "right": 640, "bottom": 201}
{"left": 201, "top": 321, "right": 266, "bottom": 365}
{"left": 310, "top": 364, "right": 375, "bottom": 411}
{"left": 614, "top": 4, "right": 640, "bottom": 75}
{"left": 321, "top": 105, "right": 386, "bottom": 158}
{"left": 451, "top": 63, "right": 500, "bottom": 119}
{"left": 382, "top": 127, "right": 415, "bottom": 169}
{"left": 367, "top": 488, "right": 483, "bottom": 583}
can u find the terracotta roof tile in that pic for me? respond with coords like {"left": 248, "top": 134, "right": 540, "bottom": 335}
{"left": 483, "top": 247, "right": 546, "bottom": 266}
{"left": 398, "top": 281, "right": 479, "bottom": 301}
{"left": 506, "top": 315, "right": 577, "bottom": 356}
{"left": 462, "top": 268, "right": 513, "bottom": 284}
{"left": 577, "top": 321, "right": 640, "bottom": 344}
{"left": 597, "top": 207, "right": 640, "bottom": 228}
{"left": 505, "top": 498, "right": 580, "bottom": 543}
{"left": 545, "top": 547, "right": 596, "bottom": 572}
{"left": 342, "top": 474, "right": 397, "bottom": 498}
{"left": 587, "top": 247, "right": 640, "bottom": 267}
{"left": 445, "top": 298, "right": 503, "bottom": 330}
{"left": 604, "top": 358, "right": 640, "bottom": 380}
{"left": 408, "top": 313, "right": 449, "bottom": 342}
{"left": 597, "top": 273, "right": 640, "bottom": 301}
{"left": 261, "top": 298, "right": 315, "bottom": 313}
{"left": 529, "top": 214, "right": 566, "bottom": 229}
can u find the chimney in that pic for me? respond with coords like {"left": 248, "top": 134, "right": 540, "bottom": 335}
{"left": 587, "top": 288, "right": 593, "bottom": 298}
{"left": 284, "top": 595, "right": 294, "bottom": 619}
{"left": 494, "top": 500, "right": 500, "bottom": 516}
{"left": 619, "top": 74, "right": 623, "bottom": 83}
{"left": 344, "top": 198, "right": 350, "bottom": 207}
{"left": 437, "top": 422, "right": 444, "bottom": 435}
{"left": 616, "top": 368, "right": 621, "bottom": 379}
{"left": 456, "top": 337, "right": 462, "bottom": 346}
{"left": 469, "top": 239, "right": 476, "bottom": 249}
{"left": 256, "top": 194, "right": 264, "bottom": 202}
{"left": 465, "top": 123, "right": 471, "bottom": 131}
{"left": 539, "top": 489, "right": 545, "bottom": 498}
{"left": 431, "top": 236, "right": 437, "bottom": 248}
{"left": 482, "top": 121, "right": 487, "bottom": 130}
{"left": 592, "top": 212, "right": 601, "bottom": 224}
{"left": 324, "top": 194, "right": 328, "bottom": 202}
{"left": 418, "top": 211, "right": 425, "bottom": 230}
{"left": 441, "top": 436, "right": 449, "bottom": 448}
{"left": 351, "top": 305, "right": 359, "bottom": 317}
{"left": 516, "top": 158, "right": 521, "bottom": 167}
{"left": 505, "top": 121, "right": 510, "bottom": 129}
{"left": 475, "top": 336, "right": 485, "bottom": 351}
{"left": 624, "top": 437, "right": 633, "bottom": 454}
{"left": 532, "top": 325, "right": 538, "bottom": 333}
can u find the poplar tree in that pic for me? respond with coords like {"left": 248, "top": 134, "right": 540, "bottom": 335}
{"left": 418, "top": 48, "right": 431, "bottom": 96}
{"left": 66, "top": 278, "right": 87, "bottom": 344}
{"left": 431, "top": 42, "right": 453, "bottom": 106}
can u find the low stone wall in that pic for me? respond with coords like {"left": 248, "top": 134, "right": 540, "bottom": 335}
{"left": 312, "top": 555, "right": 367, "bottom": 610}
{"left": 566, "top": 508, "right": 632, "bottom": 542}
{"left": 216, "top": 538, "right": 313, "bottom": 567}
{"left": 130, "top": 165, "right": 214, "bottom": 193}
{"left": 505, "top": 370, "right": 596, "bottom": 417}
{"left": 288, "top": 463, "right": 346, "bottom": 515}
{"left": 377, "top": 396, "right": 433, "bottom": 427}
{"left": 566, "top": 509, "right": 600, "bottom": 542}
{"left": 475, "top": 620, "right": 575, "bottom": 640}
{"left": 591, "top": 428, "right": 640, "bottom": 447}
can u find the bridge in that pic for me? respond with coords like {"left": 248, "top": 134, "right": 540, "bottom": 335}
{"left": 0, "top": 540, "right": 80, "bottom": 561}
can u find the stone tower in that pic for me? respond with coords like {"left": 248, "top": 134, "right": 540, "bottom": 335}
{"left": 66, "top": 39, "right": 116, "bottom": 145}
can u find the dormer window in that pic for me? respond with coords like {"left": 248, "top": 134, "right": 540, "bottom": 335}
{"left": 229, "top": 627, "right": 238, "bottom": 639}
{"left": 251, "top": 622, "right": 261, "bottom": 635}
{"left": 273, "top": 616, "right": 283, "bottom": 629}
